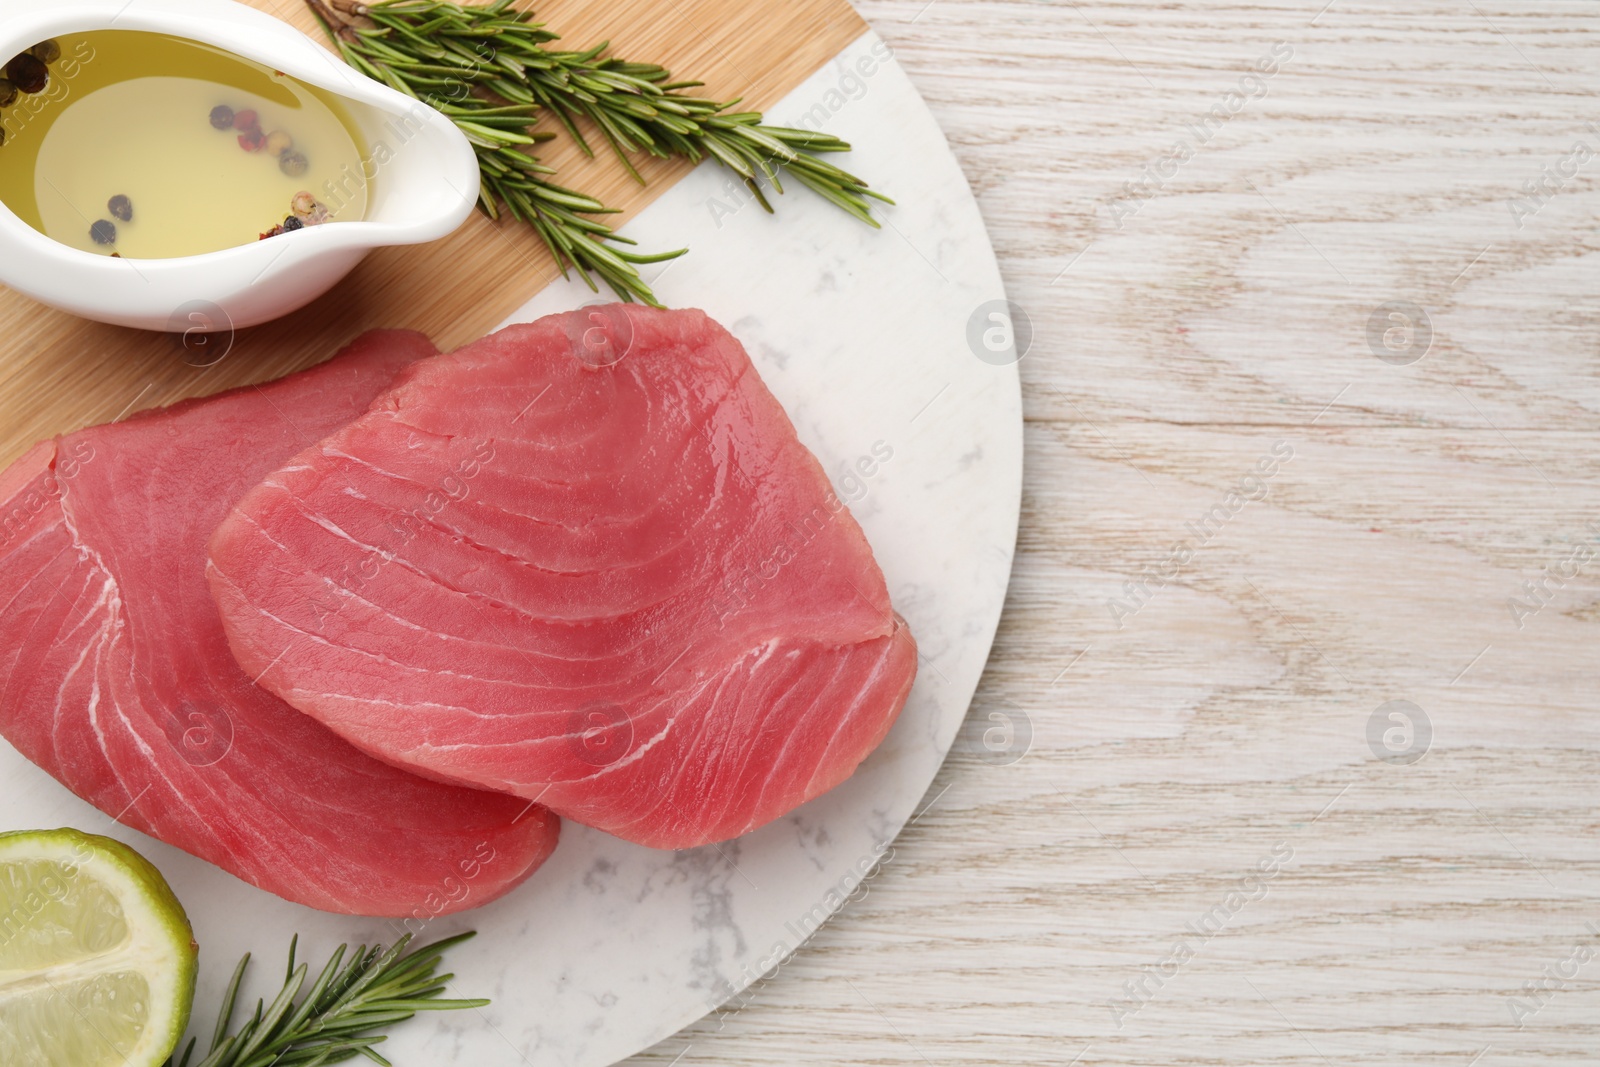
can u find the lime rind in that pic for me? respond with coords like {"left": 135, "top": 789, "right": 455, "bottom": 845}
{"left": 0, "top": 828, "right": 196, "bottom": 1067}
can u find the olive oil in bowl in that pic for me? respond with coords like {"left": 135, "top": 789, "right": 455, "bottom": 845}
{"left": 0, "top": 30, "right": 370, "bottom": 260}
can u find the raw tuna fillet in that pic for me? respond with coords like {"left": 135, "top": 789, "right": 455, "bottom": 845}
{"left": 0, "top": 332, "right": 559, "bottom": 916}
{"left": 208, "top": 306, "right": 917, "bottom": 849}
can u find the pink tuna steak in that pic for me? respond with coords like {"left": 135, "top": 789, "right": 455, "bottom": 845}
{"left": 209, "top": 306, "right": 918, "bottom": 849}
{"left": 0, "top": 332, "right": 558, "bottom": 916}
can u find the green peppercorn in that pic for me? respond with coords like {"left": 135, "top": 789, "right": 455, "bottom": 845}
{"left": 0, "top": 78, "right": 16, "bottom": 108}
{"left": 279, "top": 151, "right": 309, "bottom": 177}
{"left": 30, "top": 40, "right": 60, "bottom": 65}
{"left": 108, "top": 195, "right": 132, "bottom": 222}
{"left": 6, "top": 54, "right": 47, "bottom": 94}
{"left": 89, "top": 220, "right": 116, "bottom": 246}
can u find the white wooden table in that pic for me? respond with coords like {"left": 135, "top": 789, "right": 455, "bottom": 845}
{"left": 624, "top": 1, "right": 1600, "bottom": 1063}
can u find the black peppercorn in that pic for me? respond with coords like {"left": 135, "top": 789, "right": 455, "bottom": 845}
{"left": 108, "top": 195, "right": 133, "bottom": 222}
{"left": 89, "top": 220, "right": 117, "bottom": 246}
{"left": 282, "top": 215, "right": 304, "bottom": 232}
{"left": 5, "top": 54, "right": 48, "bottom": 94}
{"left": 210, "top": 105, "right": 235, "bottom": 130}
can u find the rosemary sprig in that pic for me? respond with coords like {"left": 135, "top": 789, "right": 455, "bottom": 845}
{"left": 307, "top": 0, "right": 892, "bottom": 303}
{"left": 339, "top": 0, "right": 893, "bottom": 225}
{"left": 161, "top": 931, "right": 487, "bottom": 1067}
{"left": 308, "top": 0, "right": 681, "bottom": 305}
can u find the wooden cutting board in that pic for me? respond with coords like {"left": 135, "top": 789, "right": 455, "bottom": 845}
{"left": 0, "top": 0, "right": 864, "bottom": 468}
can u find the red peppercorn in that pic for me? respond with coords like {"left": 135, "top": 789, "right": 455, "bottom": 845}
{"left": 5, "top": 54, "right": 48, "bottom": 94}
{"left": 238, "top": 130, "right": 265, "bottom": 152}
{"left": 233, "top": 109, "right": 260, "bottom": 132}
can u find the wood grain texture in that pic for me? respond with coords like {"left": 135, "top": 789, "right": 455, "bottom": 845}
{"left": 617, "top": 1, "right": 1600, "bottom": 1064}
{"left": 0, "top": 0, "right": 864, "bottom": 468}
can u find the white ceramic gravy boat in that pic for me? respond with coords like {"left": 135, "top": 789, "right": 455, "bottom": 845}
{"left": 0, "top": 0, "right": 478, "bottom": 331}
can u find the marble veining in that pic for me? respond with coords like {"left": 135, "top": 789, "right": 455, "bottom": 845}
{"left": 0, "top": 30, "right": 1022, "bottom": 1067}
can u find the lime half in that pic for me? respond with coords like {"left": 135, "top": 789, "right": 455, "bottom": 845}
{"left": 0, "top": 828, "right": 196, "bottom": 1067}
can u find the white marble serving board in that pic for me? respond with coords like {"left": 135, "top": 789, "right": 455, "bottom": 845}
{"left": 0, "top": 30, "right": 1022, "bottom": 1066}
